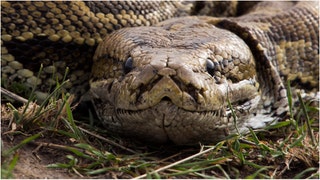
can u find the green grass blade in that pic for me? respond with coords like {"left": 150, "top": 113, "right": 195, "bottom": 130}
{"left": 86, "top": 167, "right": 117, "bottom": 175}
{"left": 293, "top": 167, "right": 318, "bottom": 179}
{"left": 264, "top": 120, "right": 291, "bottom": 130}
{"left": 1, "top": 153, "right": 19, "bottom": 179}
{"left": 245, "top": 166, "right": 270, "bottom": 179}
{"left": 168, "top": 164, "right": 218, "bottom": 177}
{"left": 2, "top": 133, "right": 41, "bottom": 157}
{"left": 227, "top": 98, "right": 240, "bottom": 135}
{"left": 36, "top": 80, "right": 70, "bottom": 116}
{"left": 289, "top": 133, "right": 306, "bottom": 148}
{"left": 61, "top": 100, "right": 85, "bottom": 142}
{"left": 286, "top": 80, "right": 293, "bottom": 119}
{"left": 248, "top": 128, "right": 260, "bottom": 145}
{"left": 297, "top": 93, "right": 316, "bottom": 146}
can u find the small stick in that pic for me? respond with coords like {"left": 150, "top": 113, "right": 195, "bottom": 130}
{"left": 158, "top": 152, "right": 182, "bottom": 163}
{"left": 78, "top": 126, "right": 137, "bottom": 154}
{"left": 31, "top": 141, "right": 85, "bottom": 153}
{"left": 1, "top": 87, "right": 28, "bottom": 104}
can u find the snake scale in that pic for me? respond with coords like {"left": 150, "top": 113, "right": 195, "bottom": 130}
{"left": 1, "top": 1, "right": 319, "bottom": 144}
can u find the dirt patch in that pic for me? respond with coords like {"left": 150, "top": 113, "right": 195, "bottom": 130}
{"left": 1, "top": 124, "right": 77, "bottom": 178}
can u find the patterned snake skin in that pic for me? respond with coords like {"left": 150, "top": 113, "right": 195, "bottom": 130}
{"left": 1, "top": 1, "right": 190, "bottom": 98}
{"left": 1, "top": 1, "right": 319, "bottom": 144}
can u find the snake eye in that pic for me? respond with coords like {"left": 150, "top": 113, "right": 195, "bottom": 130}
{"left": 206, "top": 59, "right": 215, "bottom": 76}
{"left": 124, "top": 57, "right": 133, "bottom": 74}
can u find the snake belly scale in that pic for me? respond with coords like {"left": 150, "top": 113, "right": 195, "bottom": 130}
{"left": 1, "top": 1, "right": 319, "bottom": 144}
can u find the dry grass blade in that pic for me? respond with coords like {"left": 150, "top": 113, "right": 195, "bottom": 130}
{"left": 78, "top": 126, "right": 137, "bottom": 154}
{"left": 133, "top": 142, "right": 224, "bottom": 179}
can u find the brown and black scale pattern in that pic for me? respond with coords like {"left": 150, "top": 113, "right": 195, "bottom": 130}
{"left": 1, "top": 1, "right": 190, "bottom": 99}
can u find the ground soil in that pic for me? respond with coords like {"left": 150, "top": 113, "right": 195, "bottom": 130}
{"left": 1, "top": 126, "right": 77, "bottom": 178}
{"left": 1, "top": 103, "right": 319, "bottom": 179}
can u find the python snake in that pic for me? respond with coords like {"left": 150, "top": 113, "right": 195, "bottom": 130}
{"left": 1, "top": 1, "right": 319, "bottom": 144}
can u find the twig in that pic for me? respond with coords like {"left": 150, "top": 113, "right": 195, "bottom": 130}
{"left": 278, "top": 156, "right": 293, "bottom": 177}
{"left": 133, "top": 144, "right": 219, "bottom": 179}
{"left": 72, "top": 167, "right": 84, "bottom": 177}
{"left": 78, "top": 126, "right": 137, "bottom": 154}
{"left": 32, "top": 143, "right": 44, "bottom": 161}
{"left": 30, "top": 141, "right": 85, "bottom": 153}
{"left": 1, "top": 87, "right": 29, "bottom": 104}
{"left": 158, "top": 152, "right": 182, "bottom": 163}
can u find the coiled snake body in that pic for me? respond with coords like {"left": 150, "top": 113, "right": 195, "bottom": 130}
{"left": 1, "top": 1, "right": 319, "bottom": 144}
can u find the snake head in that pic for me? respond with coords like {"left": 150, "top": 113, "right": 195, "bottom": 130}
{"left": 90, "top": 17, "right": 262, "bottom": 144}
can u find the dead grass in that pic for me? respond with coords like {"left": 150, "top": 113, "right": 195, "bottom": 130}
{"left": 1, "top": 86, "right": 319, "bottom": 179}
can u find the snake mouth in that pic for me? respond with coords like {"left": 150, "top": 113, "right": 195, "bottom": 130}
{"left": 115, "top": 93, "right": 258, "bottom": 120}
{"left": 112, "top": 95, "right": 260, "bottom": 144}
{"left": 114, "top": 100, "right": 225, "bottom": 143}
{"left": 116, "top": 97, "right": 224, "bottom": 116}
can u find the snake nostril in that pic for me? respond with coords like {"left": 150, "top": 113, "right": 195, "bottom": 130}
{"left": 161, "top": 96, "right": 171, "bottom": 101}
{"left": 124, "top": 57, "right": 133, "bottom": 74}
